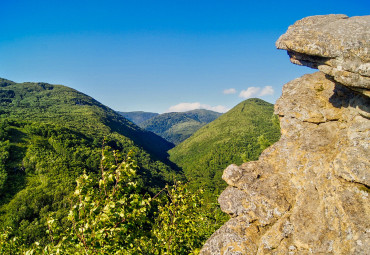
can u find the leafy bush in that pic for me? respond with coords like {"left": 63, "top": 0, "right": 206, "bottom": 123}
{"left": 0, "top": 147, "right": 227, "bottom": 254}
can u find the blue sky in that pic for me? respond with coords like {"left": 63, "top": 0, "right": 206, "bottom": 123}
{"left": 1, "top": 0, "right": 368, "bottom": 113}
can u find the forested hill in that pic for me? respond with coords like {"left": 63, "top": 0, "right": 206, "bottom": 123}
{"left": 0, "top": 78, "right": 174, "bottom": 160}
{"left": 140, "top": 109, "right": 222, "bottom": 145}
{"left": 118, "top": 111, "right": 159, "bottom": 125}
{"left": 169, "top": 98, "right": 281, "bottom": 194}
{"left": 0, "top": 78, "right": 181, "bottom": 244}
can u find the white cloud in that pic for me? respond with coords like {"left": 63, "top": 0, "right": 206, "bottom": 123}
{"left": 167, "top": 102, "right": 201, "bottom": 112}
{"left": 166, "top": 102, "right": 229, "bottom": 113}
{"left": 209, "top": 105, "right": 230, "bottom": 113}
{"left": 223, "top": 88, "right": 236, "bottom": 94}
{"left": 239, "top": 86, "right": 274, "bottom": 98}
{"left": 260, "top": 86, "right": 274, "bottom": 96}
{"left": 239, "top": 87, "right": 260, "bottom": 98}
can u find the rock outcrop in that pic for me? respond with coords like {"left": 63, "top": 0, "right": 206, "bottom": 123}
{"left": 276, "top": 14, "right": 370, "bottom": 96}
{"left": 200, "top": 15, "right": 369, "bottom": 255}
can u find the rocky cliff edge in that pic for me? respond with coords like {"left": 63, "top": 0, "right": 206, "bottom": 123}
{"left": 200, "top": 15, "right": 370, "bottom": 255}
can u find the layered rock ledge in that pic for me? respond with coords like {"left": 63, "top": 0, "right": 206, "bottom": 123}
{"left": 276, "top": 14, "right": 370, "bottom": 96}
{"left": 201, "top": 15, "right": 370, "bottom": 254}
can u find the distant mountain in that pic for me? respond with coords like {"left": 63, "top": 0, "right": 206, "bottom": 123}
{"left": 139, "top": 109, "right": 222, "bottom": 145}
{"left": 169, "top": 98, "right": 281, "bottom": 194}
{"left": 118, "top": 111, "right": 159, "bottom": 125}
{"left": 0, "top": 78, "right": 180, "bottom": 243}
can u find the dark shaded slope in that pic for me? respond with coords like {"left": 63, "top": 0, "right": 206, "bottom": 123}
{"left": 169, "top": 98, "right": 281, "bottom": 193}
{"left": 140, "top": 109, "right": 222, "bottom": 145}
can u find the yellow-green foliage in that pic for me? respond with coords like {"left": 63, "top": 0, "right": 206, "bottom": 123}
{"left": 0, "top": 148, "right": 227, "bottom": 254}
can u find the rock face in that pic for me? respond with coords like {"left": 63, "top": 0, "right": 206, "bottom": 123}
{"left": 200, "top": 15, "right": 370, "bottom": 255}
{"left": 276, "top": 14, "right": 370, "bottom": 96}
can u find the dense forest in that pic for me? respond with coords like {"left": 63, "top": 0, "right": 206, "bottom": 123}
{"left": 139, "top": 109, "right": 222, "bottom": 145}
{"left": 0, "top": 78, "right": 174, "bottom": 162}
{"left": 0, "top": 78, "right": 280, "bottom": 253}
{"left": 0, "top": 79, "right": 202, "bottom": 252}
{"left": 0, "top": 138, "right": 225, "bottom": 254}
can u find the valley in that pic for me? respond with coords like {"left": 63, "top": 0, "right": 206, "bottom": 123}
{"left": 121, "top": 109, "right": 222, "bottom": 145}
{"left": 0, "top": 77, "right": 279, "bottom": 252}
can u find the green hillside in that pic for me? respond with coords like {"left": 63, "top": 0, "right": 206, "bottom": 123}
{"left": 118, "top": 111, "right": 159, "bottom": 125}
{"left": 0, "top": 78, "right": 181, "bottom": 244}
{"left": 140, "top": 109, "right": 222, "bottom": 145}
{"left": 0, "top": 78, "right": 174, "bottom": 161}
{"left": 169, "top": 98, "right": 281, "bottom": 194}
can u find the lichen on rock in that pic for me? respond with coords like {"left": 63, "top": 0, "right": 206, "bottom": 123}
{"left": 201, "top": 15, "right": 370, "bottom": 255}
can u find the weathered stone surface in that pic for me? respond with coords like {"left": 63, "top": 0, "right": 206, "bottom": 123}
{"left": 200, "top": 72, "right": 370, "bottom": 254}
{"left": 276, "top": 15, "right": 370, "bottom": 96}
{"left": 201, "top": 15, "right": 370, "bottom": 254}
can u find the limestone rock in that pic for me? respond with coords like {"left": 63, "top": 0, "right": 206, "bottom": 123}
{"left": 276, "top": 15, "right": 370, "bottom": 96}
{"left": 201, "top": 15, "right": 370, "bottom": 254}
{"left": 200, "top": 72, "right": 370, "bottom": 254}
